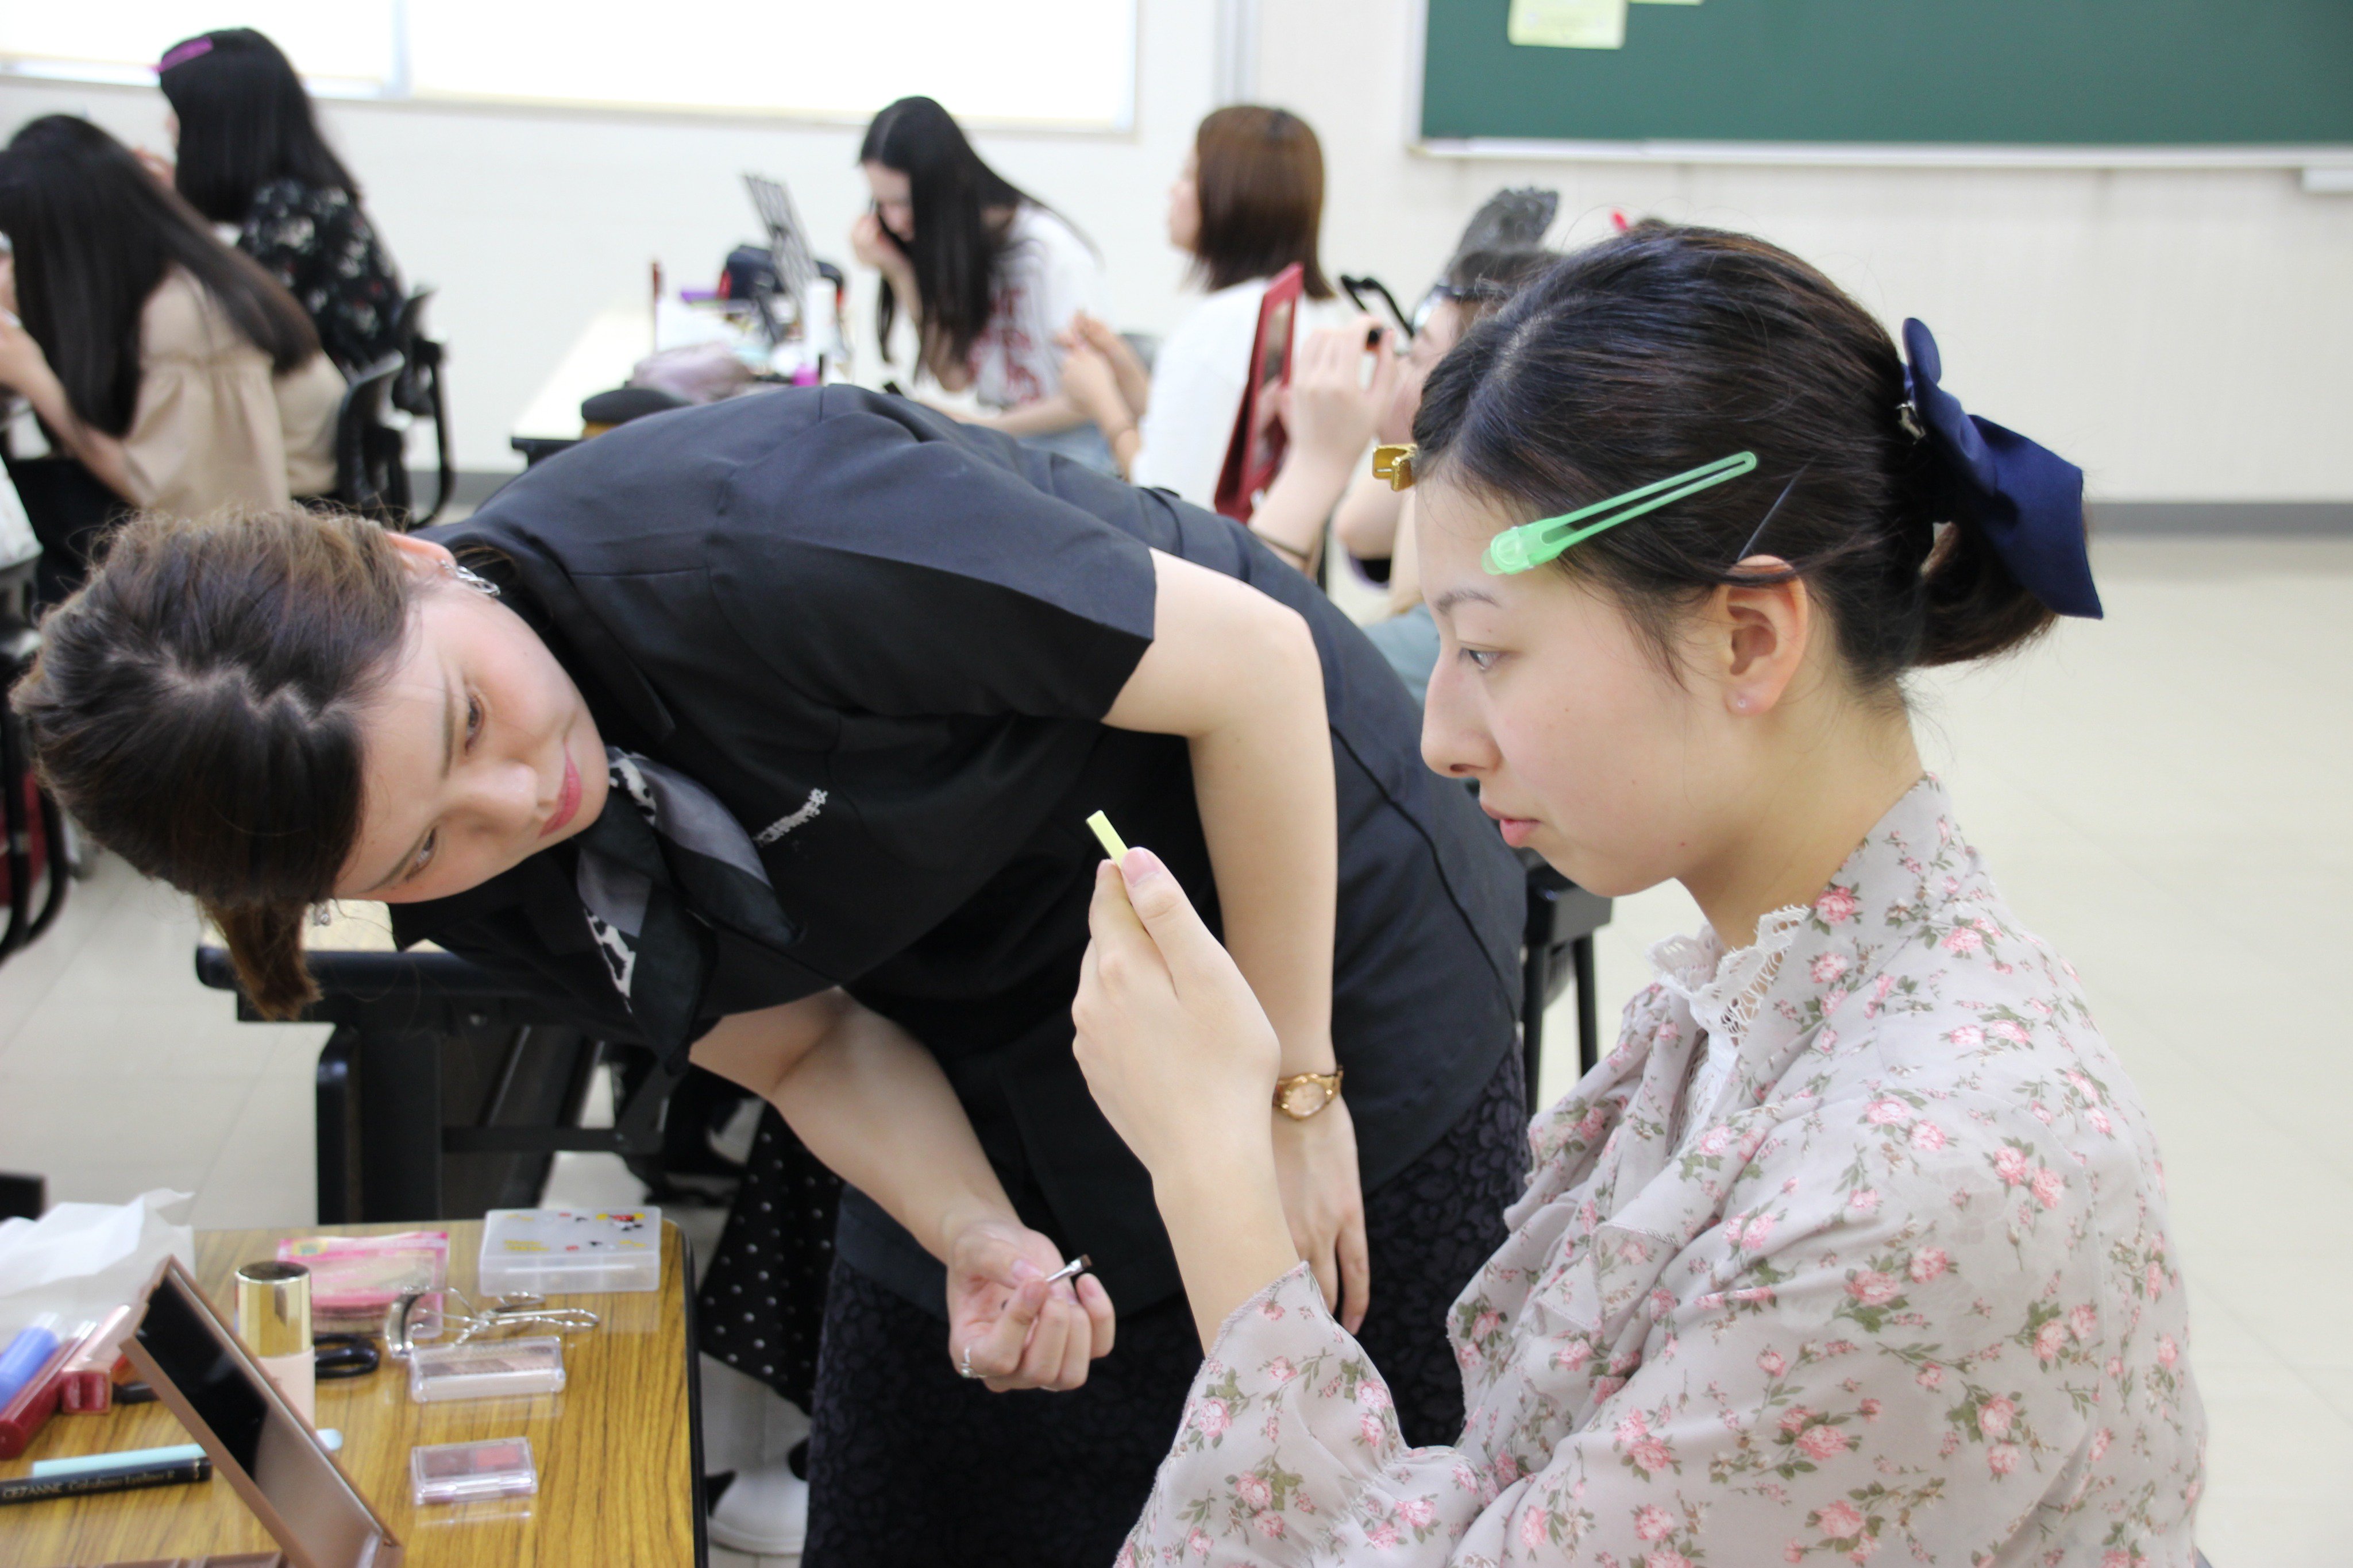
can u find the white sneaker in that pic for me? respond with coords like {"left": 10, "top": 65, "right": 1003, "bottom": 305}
{"left": 708, "top": 1458, "right": 808, "bottom": 1557}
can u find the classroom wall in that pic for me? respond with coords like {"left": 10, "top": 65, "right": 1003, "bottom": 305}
{"left": 3, "top": 0, "right": 2347, "bottom": 500}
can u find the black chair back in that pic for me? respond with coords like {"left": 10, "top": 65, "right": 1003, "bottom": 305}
{"left": 334, "top": 354, "right": 411, "bottom": 525}
{"left": 0, "top": 453, "right": 123, "bottom": 608}
{"left": 0, "top": 558, "right": 68, "bottom": 959}
{"left": 391, "top": 288, "right": 454, "bottom": 526}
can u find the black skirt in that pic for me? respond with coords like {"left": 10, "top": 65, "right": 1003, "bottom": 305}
{"left": 800, "top": 1047, "right": 1529, "bottom": 1568}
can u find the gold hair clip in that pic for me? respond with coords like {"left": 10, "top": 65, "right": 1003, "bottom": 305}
{"left": 1371, "top": 443, "right": 1417, "bottom": 492}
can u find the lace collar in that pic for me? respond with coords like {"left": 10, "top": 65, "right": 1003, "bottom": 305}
{"left": 1648, "top": 903, "right": 1809, "bottom": 1056}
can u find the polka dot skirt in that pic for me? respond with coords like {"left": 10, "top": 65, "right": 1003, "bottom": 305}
{"left": 695, "top": 1104, "right": 843, "bottom": 1411}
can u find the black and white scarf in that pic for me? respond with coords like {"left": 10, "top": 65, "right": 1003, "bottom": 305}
{"left": 573, "top": 748, "right": 799, "bottom": 1065}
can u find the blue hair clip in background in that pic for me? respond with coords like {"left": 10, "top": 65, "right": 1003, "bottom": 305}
{"left": 1901, "top": 319, "right": 2102, "bottom": 620}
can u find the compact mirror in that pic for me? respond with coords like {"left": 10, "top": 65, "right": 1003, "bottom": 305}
{"left": 121, "top": 1256, "right": 402, "bottom": 1568}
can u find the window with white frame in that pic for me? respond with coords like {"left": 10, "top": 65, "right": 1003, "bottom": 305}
{"left": 0, "top": 1, "right": 1137, "bottom": 131}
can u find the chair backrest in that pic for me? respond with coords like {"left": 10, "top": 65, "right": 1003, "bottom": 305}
{"left": 334, "top": 354, "right": 411, "bottom": 526}
{"left": 0, "top": 586, "right": 68, "bottom": 959}
{"left": 391, "top": 287, "right": 454, "bottom": 526}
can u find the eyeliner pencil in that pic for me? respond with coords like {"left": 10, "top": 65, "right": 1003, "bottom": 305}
{"left": 0, "top": 1455, "right": 211, "bottom": 1505}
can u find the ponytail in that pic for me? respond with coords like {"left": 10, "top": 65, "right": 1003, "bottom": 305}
{"left": 1915, "top": 518, "right": 2059, "bottom": 668}
{"left": 208, "top": 901, "right": 319, "bottom": 1019}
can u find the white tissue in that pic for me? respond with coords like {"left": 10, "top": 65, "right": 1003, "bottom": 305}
{"left": 0, "top": 1188, "right": 195, "bottom": 1332}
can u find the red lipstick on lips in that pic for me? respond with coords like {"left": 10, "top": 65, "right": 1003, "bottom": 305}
{"left": 541, "top": 751, "right": 581, "bottom": 838}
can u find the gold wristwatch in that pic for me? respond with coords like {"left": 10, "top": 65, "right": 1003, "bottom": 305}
{"left": 1273, "top": 1069, "right": 1344, "bottom": 1121}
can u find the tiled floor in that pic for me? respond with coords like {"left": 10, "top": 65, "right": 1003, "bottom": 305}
{"left": 1, "top": 535, "right": 2344, "bottom": 1563}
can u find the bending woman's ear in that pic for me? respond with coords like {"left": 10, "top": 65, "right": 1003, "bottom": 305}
{"left": 381, "top": 529, "right": 457, "bottom": 578}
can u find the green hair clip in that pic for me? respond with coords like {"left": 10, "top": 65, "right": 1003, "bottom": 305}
{"left": 1483, "top": 451, "right": 1758, "bottom": 576}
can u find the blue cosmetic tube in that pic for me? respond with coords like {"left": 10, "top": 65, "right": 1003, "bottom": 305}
{"left": 0, "top": 1315, "right": 63, "bottom": 1408}
{"left": 32, "top": 1429, "right": 341, "bottom": 1479}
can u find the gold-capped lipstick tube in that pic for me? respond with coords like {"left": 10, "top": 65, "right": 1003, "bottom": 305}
{"left": 236, "top": 1261, "right": 315, "bottom": 1423}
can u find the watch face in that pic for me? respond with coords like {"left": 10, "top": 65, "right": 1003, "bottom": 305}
{"left": 1280, "top": 1080, "right": 1328, "bottom": 1118}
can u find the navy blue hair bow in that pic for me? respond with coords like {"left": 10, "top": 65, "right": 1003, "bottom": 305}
{"left": 1901, "top": 319, "right": 2101, "bottom": 620}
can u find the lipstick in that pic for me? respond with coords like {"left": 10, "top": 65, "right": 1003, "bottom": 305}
{"left": 542, "top": 750, "right": 582, "bottom": 838}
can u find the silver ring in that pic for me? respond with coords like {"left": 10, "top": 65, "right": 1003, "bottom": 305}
{"left": 958, "top": 1344, "right": 984, "bottom": 1380}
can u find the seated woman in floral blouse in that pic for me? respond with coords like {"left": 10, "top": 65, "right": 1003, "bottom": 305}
{"left": 157, "top": 29, "right": 406, "bottom": 377}
{"left": 1067, "top": 223, "right": 2207, "bottom": 1565}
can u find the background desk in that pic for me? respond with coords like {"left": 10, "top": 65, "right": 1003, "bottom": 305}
{"left": 509, "top": 300, "right": 655, "bottom": 464}
{"left": 0, "top": 1220, "right": 704, "bottom": 1568}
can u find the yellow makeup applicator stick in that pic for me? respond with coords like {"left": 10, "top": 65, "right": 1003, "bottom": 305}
{"left": 1086, "top": 811, "right": 1130, "bottom": 860}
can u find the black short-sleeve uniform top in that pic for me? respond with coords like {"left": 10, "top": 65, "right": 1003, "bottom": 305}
{"left": 400, "top": 388, "right": 1522, "bottom": 1314}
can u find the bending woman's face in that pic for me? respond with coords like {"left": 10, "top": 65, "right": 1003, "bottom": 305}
{"left": 333, "top": 534, "right": 607, "bottom": 905}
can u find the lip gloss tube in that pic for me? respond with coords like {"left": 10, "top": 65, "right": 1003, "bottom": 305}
{"left": 237, "top": 1262, "right": 314, "bottom": 1424}
{"left": 59, "top": 1305, "right": 136, "bottom": 1413}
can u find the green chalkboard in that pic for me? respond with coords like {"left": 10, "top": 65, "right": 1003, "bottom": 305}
{"left": 1420, "top": 0, "right": 2353, "bottom": 148}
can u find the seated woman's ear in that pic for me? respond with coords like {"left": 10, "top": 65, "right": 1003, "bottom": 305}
{"left": 1712, "top": 558, "right": 1817, "bottom": 717}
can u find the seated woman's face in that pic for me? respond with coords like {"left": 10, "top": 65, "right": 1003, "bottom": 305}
{"left": 333, "top": 536, "right": 607, "bottom": 905}
{"left": 1415, "top": 477, "right": 1724, "bottom": 899}
{"left": 863, "top": 161, "right": 916, "bottom": 243}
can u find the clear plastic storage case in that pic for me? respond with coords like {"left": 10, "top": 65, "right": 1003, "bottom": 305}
{"left": 477, "top": 1207, "right": 662, "bottom": 1295}
{"left": 410, "top": 1436, "right": 539, "bottom": 1505}
{"left": 406, "top": 1335, "right": 566, "bottom": 1403}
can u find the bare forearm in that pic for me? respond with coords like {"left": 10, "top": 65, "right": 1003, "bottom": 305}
{"left": 1104, "top": 423, "right": 1141, "bottom": 477}
{"left": 783, "top": 1006, "right": 1020, "bottom": 1257}
{"left": 697, "top": 998, "right": 1017, "bottom": 1260}
{"left": 1247, "top": 447, "right": 1355, "bottom": 574}
{"left": 1331, "top": 466, "right": 1405, "bottom": 562}
{"left": 1386, "top": 492, "right": 1422, "bottom": 614}
{"left": 1187, "top": 616, "right": 1337, "bottom": 1074}
{"left": 967, "top": 391, "right": 1087, "bottom": 438}
{"left": 1156, "top": 1144, "right": 1299, "bottom": 1347}
{"left": 9, "top": 367, "right": 134, "bottom": 501}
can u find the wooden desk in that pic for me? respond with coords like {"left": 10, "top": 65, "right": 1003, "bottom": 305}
{"left": 1, "top": 1222, "right": 703, "bottom": 1568}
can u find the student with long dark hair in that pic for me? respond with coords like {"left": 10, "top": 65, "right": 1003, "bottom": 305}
{"left": 1073, "top": 223, "right": 2205, "bottom": 1563}
{"left": 156, "top": 29, "right": 405, "bottom": 377}
{"left": 850, "top": 96, "right": 1109, "bottom": 465}
{"left": 0, "top": 115, "right": 340, "bottom": 592}
{"left": 1061, "top": 105, "right": 1345, "bottom": 509}
{"left": 14, "top": 387, "right": 1527, "bottom": 1563}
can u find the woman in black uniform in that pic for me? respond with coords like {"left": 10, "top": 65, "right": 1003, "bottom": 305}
{"left": 16, "top": 388, "right": 1525, "bottom": 1566}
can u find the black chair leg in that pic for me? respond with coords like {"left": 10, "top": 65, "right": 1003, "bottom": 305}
{"left": 315, "top": 1030, "right": 359, "bottom": 1223}
{"left": 353, "top": 1025, "right": 445, "bottom": 1220}
{"left": 1573, "top": 934, "right": 1600, "bottom": 1076}
{"left": 1519, "top": 943, "right": 1549, "bottom": 1118}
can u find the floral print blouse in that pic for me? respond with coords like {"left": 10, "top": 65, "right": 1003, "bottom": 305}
{"left": 1125, "top": 778, "right": 2204, "bottom": 1566}
{"left": 238, "top": 178, "right": 404, "bottom": 377}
